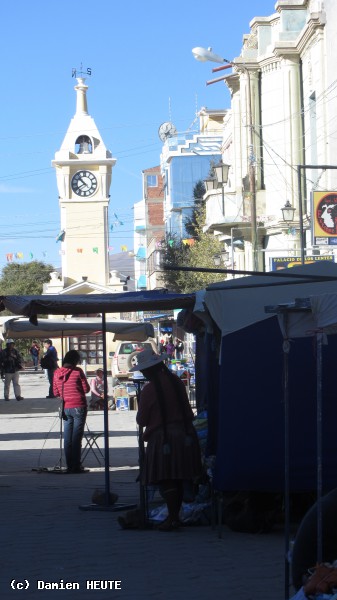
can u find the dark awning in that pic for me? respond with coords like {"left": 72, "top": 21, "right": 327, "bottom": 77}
{"left": 0, "top": 290, "right": 195, "bottom": 324}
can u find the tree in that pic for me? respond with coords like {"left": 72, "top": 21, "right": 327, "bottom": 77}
{"left": 184, "top": 180, "right": 206, "bottom": 239}
{"left": 0, "top": 261, "right": 55, "bottom": 359}
{"left": 0, "top": 261, "right": 55, "bottom": 296}
{"left": 160, "top": 181, "right": 226, "bottom": 293}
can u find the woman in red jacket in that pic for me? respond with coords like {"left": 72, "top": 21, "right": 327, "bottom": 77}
{"left": 53, "top": 350, "right": 90, "bottom": 473}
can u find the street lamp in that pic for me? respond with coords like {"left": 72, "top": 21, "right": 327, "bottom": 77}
{"left": 204, "top": 161, "right": 230, "bottom": 218}
{"left": 213, "top": 161, "right": 230, "bottom": 187}
{"left": 213, "top": 250, "right": 230, "bottom": 267}
{"left": 204, "top": 175, "right": 218, "bottom": 192}
{"left": 192, "top": 46, "right": 258, "bottom": 271}
{"left": 281, "top": 200, "right": 296, "bottom": 224}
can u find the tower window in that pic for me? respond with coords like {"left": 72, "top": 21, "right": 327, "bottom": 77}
{"left": 75, "top": 135, "right": 92, "bottom": 154}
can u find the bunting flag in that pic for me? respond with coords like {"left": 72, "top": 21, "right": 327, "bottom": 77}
{"left": 182, "top": 238, "right": 195, "bottom": 246}
{"left": 6, "top": 253, "right": 13, "bottom": 262}
{"left": 77, "top": 248, "right": 83, "bottom": 254}
{"left": 121, "top": 245, "right": 128, "bottom": 252}
{"left": 29, "top": 252, "right": 33, "bottom": 259}
{"left": 56, "top": 230, "right": 65, "bottom": 242}
{"left": 15, "top": 252, "right": 24, "bottom": 259}
{"left": 92, "top": 247, "right": 98, "bottom": 254}
{"left": 108, "top": 246, "right": 114, "bottom": 252}
{"left": 168, "top": 240, "right": 174, "bottom": 247}
{"left": 113, "top": 212, "right": 124, "bottom": 226}
{"left": 42, "top": 251, "right": 47, "bottom": 258}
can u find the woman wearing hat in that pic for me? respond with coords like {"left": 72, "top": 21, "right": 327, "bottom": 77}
{"left": 131, "top": 349, "right": 201, "bottom": 531}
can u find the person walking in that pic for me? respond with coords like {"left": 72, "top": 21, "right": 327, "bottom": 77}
{"left": 41, "top": 339, "right": 58, "bottom": 398}
{"left": 130, "top": 349, "right": 201, "bottom": 531}
{"left": 0, "top": 339, "right": 24, "bottom": 401}
{"left": 53, "top": 350, "right": 90, "bottom": 474}
{"left": 174, "top": 338, "right": 184, "bottom": 361}
{"left": 29, "top": 340, "right": 40, "bottom": 371}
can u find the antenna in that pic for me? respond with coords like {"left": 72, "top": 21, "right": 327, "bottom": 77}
{"left": 72, "top": 63, "right": 92, "bottom": 78}
{"left": 168, "top": 97, "right": 172, "bottom": 122}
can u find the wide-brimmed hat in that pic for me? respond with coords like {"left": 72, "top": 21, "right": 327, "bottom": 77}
{"left": 129, "top": 349, "right": 167, "bottom": 372}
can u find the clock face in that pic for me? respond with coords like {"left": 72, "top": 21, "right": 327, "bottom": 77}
{"left": 71, "top": 170, "right": 98, "bottom": 197}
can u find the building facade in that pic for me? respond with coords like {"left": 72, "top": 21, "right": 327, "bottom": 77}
{"left": 203, "top": 0, "right": 336, "bottom": 272}
{"left": 160, "top": 109, "right": 225, "bottom": 239}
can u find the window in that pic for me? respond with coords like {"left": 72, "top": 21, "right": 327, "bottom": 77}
{"left": 147, "top": 175, "right": 157, "bottom": 187}
{"left": 75, "top": 135, "right": 92, "bottom": 154}
{"left": 69, "top": 335, "right": 103, "bottom": 365}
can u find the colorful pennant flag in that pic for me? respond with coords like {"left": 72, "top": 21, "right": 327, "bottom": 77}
{"left": 56, "top": 230, "right": 65, "bottom": 242}
{"left": 77, "top": 248, "right": 83, "bottom": 254}
{"left": 15, "top": 252, "right": 24, "bottom": 259}
{"left": 120, "top": 245, "right": 128, "bottom": 252}
{"left": 29, "top": 252, "right": 33, "bottom": 259}
{"left": 93, "top": 247, "right": 98, "bottom": 254}
{"left": 182, "top": 238, "right": 195, "bottom": 246}
{"left": 6, "top": 253, "right": 13, "bottom": 262}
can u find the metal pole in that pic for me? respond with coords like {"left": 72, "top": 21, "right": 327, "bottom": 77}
{"left": 245, "top": 68, "right": 258, "bottom": 272}
{"left": 297, "top": 165, "right": 305, "bottom": 265}
{"left": 282, "top": 323, "right": 290, "bottom": 600}
{"left": 102, "top": 312, "right": 111, "bottom": 505}
{"left": 316, "top": 333, "right": 323, "bottom": 564}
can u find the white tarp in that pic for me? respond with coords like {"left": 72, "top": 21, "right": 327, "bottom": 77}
{"left": 2, "top": 317, "right": 155, "bottom": 341}
{"left": 276, "top": 292, "right": 337, "bottom": 339}
{"left": 204, "top": 262, "right": 337, "bottom": 337}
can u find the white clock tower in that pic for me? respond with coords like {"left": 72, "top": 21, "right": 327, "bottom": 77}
{"left": 51, "top": 76, "right": 116, "bottom": 289}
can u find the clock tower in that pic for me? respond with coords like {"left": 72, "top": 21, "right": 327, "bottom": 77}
{"left": 52, "top": 77, "right": 116, "bottom": 288}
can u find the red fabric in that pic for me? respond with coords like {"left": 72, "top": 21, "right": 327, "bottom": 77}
{"left": 53, "top": 366, "right": 90, "bottom": 408}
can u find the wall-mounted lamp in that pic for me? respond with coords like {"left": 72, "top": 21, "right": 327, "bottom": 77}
{"left": 281, "top": 200, "right": 296, "bottom": 223}
{"left": 213, "top": 250, "right": 230, "bottom": 267}
{"left": 213, "top": 161, "right": 230, "bottom": 186}
{"left": 204, "top": 176, "right": 218, "bottom": 192}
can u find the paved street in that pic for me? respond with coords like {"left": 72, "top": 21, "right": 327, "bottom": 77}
{"left": 0, "top": 373, "right": 286, "bottom": 599}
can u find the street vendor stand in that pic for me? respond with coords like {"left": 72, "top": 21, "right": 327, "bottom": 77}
{"left": 0, "top": 290, "right": 195, "bottom": 512}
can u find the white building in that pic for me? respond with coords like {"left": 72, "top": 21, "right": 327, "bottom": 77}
{"left": 203, "top": 0, "right": 337, "bottom": 272}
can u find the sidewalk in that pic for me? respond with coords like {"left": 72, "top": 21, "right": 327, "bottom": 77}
{"left": 0, "top": 373, "right": 286, "bottom": 599}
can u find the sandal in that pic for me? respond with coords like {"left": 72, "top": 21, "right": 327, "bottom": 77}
{"left": 157, "top": 517, "right": 181, "bottom": 532}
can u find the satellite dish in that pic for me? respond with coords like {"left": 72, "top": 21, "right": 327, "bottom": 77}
{"left": 158, "top": 122, "right": 177, "bottom": 142}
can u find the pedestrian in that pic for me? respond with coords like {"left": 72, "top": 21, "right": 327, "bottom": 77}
{"left": 130, "top": 349, "right": 201, "bottom": 531}
{"left": 174, "top": 338, "right": 184, "bottom": 361}
{"left": 29, "top": 340, "right": 40, "bottom": 371}
{"left": 53, "top": 349, "right": 90, "bottom": 474}
{"left": 0, "top": 339, "right": 24, "bottom": 401}
{"left": 41, "top": 339, "right": 58, "bottom": 398}
{"left": 165, "top": 339, "right": 175, "bottom": 361}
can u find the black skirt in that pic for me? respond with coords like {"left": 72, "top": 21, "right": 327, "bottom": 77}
{"left": 142, "top": 422, "right": 202, "bottom": 484}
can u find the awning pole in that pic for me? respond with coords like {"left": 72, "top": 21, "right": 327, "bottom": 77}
{"left": 316, "top": 333, "right": 323, "bottom": 563}
{"left": 102, "top": 312, "right": 111, "bottom": 504}
{"left": 282, "top": 317, "right": 291, "bottom": 600}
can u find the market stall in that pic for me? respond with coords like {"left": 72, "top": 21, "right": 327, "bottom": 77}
{"left": 0, "top": 290, "right": 195, "bottom": 509}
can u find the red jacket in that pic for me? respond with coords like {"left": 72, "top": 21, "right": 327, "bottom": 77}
{"left": 53, "top": 366, "right": 90, "bottom": 408}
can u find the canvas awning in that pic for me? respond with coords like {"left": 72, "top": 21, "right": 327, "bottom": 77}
{"left": 0, "top": 290, "right": 195, "bottom": 324}
{"left": 2, "top": 317, "right": 155, "bottom": 341}
{"left": 204, "top": 262, "right": 337, "bottom": 337}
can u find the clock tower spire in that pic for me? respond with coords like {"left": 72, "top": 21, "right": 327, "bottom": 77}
{"left": 52, "top": 76, "right": 116, "bottom": 289}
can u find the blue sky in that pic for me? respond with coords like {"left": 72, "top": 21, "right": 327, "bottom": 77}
{"left": 0, "top": 0, "right": 274, "bottom": 271}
